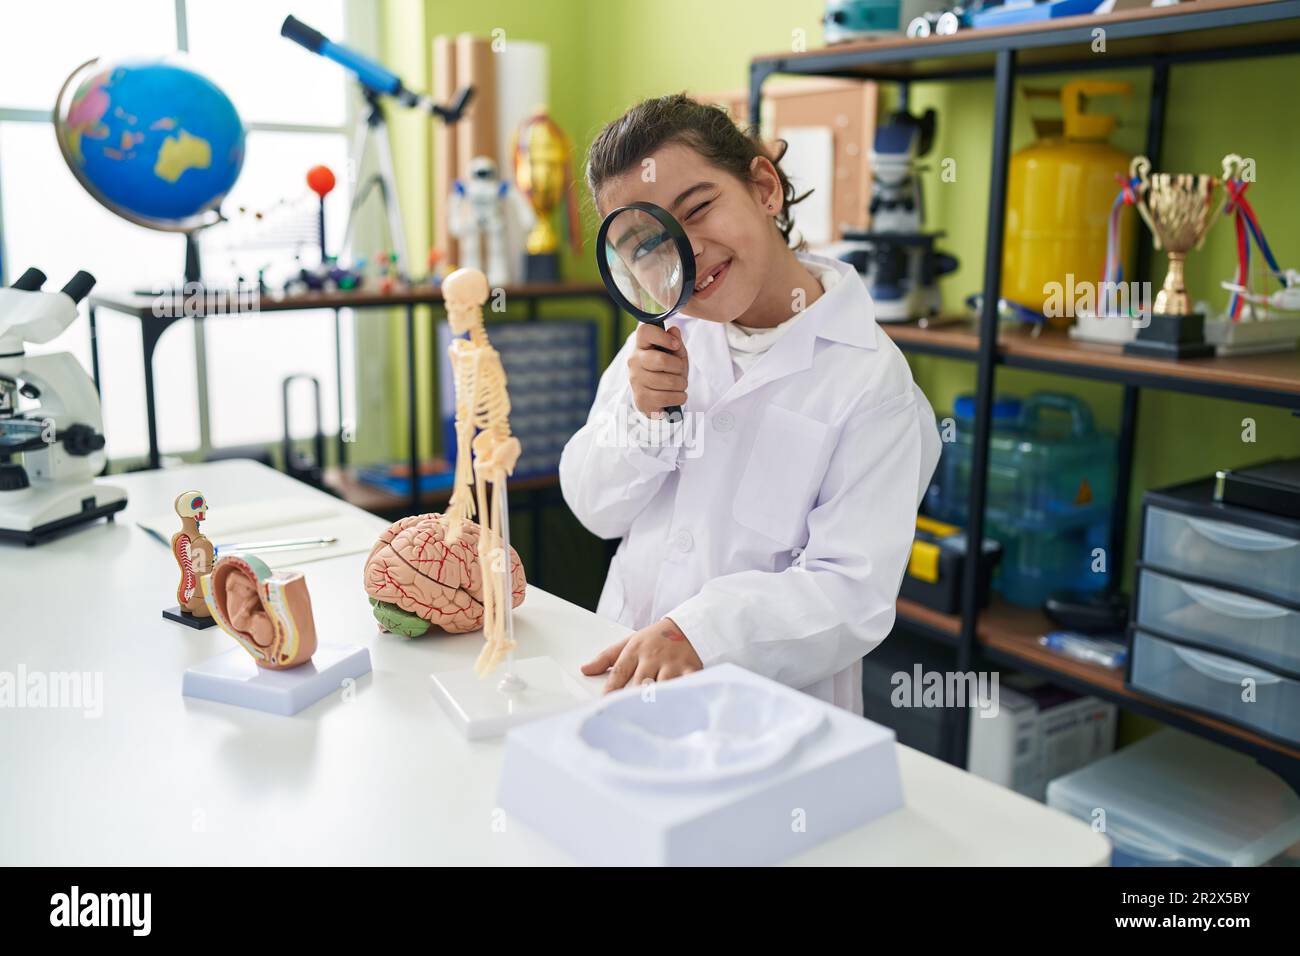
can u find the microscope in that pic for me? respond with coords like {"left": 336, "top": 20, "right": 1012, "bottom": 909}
{"left": 0, "top": 267, "right": 126, "bottom": 544}
{"left": 839, "top": 108, "right": 958, "bottom": 323}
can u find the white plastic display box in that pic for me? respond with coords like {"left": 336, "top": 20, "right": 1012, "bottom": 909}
{"left": 1069, "top": 311, "right": 1138, "bottom": 346}
{"left": 1071, "top": 311, "right": 1300, "bottom": 355}
{"left": 498, "top": 664, "right": 903, "bottom": 866}
{"left": 1203, "top": 315, "right": 1300, "bottom": 356}
{"left": 183, "top": 645, "right": 371, "bottom": 716}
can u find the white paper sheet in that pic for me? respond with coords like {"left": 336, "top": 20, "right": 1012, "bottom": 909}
{"left": 496, "top": 40, "right": 549, "bottom": 284}
{"left": 776, "top": 126, "right": 835, "bottom": 246}
{"left": 137, "top": 497, "right": 376, "bottom": 568}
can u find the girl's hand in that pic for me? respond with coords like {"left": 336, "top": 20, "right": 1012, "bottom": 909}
{"left": 628, "top": 324, "right": 688, "bottom": 418}
{"left": 581, "top": 617, "right": 703, "bottom": 692}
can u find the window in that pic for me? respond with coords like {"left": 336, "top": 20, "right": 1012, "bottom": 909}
{"left": 0, "top": 0, "right": 357, "bottom": 463}
{"left": 0, "top": 119, "right": 199, "bottom": 456}
{"left": 202, "top": 129, "right": 353, "bottom": 450}
{"left": 0, "top": 1, "right": 177, "bottom": 112}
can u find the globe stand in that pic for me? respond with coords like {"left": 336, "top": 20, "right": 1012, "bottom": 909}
{"left": 127, "top": 230, "right": 206, "bottom": 298}
{"left": 184, "top": 233, "right": 202, "bottom": 285}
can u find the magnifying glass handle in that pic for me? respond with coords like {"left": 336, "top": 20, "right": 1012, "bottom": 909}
{"left": 648, "top": 342, "right": 684, "bottom": 423}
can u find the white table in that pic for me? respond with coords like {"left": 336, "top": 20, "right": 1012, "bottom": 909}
{"left": 0, "top": 460, "right": 1109, "bottom": 865}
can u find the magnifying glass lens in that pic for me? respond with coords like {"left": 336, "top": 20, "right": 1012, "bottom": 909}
{"left": 603, "top": 208, "right": 686, "bottom": 315}
{"left": 596, "top": 203, "right": 696, "bottom": 425}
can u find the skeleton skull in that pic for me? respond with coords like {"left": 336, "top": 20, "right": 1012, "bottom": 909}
{"left": 443, "top": 267, "right": 489, "bottom": 334}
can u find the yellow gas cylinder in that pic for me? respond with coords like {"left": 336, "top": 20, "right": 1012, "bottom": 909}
{"left": 1003, "top": 80, "right": 1135, "bottom": 326}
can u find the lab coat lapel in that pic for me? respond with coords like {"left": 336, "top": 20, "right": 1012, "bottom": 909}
{"left": 716, "top": 319, "right": 817, "bottom": 407}
{"left": 690, "top": 319, "right": 736, "bottom": 408}
{"left": 681, "top": 254, "right": 877, "bottom": 413}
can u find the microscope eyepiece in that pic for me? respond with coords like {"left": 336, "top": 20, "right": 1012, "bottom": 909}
{"left": 11, "top": 267, "right": 46, "bottom": 292}
{"left": 60, "top": 271, "right": 96, "bottom": 305}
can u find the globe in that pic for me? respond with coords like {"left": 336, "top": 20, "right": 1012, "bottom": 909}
{"left": 54, "top": 57, "right": 245, "bottom": 232}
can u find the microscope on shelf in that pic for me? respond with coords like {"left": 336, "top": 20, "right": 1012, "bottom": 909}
{"left": 839, "top": 106, "right": 958, "bottom": 322}
{"left": 0, "top": 267, "right": 126, "bottom": 544}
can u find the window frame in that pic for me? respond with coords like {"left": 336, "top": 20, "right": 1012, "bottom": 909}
{"left": 0, "top": 0, "right": 365, "bottom": 469}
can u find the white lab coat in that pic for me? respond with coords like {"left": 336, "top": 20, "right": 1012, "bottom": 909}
{"left": 559, "top": 253, "right": 941, "bottom": 714}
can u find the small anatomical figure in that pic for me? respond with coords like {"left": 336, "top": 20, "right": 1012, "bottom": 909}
{"left": 171, "top": 491, "right": 215, "bottom": 617}
{"left": 202, "top": 553, "right": 318, "bottom": 669}
{"left": 364, "top": 512, "right": 526, "bottom": 637}
{"left": 443, "top": 267, "right": 523, "bottom": 677}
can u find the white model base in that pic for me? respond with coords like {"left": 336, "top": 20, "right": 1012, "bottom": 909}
{"left": 499, "top": 663, "right": 904, "bottom": 866}
{"left": 1204, "top": 315, "right": 1300, "bottom": 356}
{"left": 872, "top": 288, "right": 942, "bottom": 324}
{"left": 431, "top": 655, "right": 592, "bottom": 740}
{"left": 872, "top": 297, "right": 920, "bottom": 323}
{"left": 182, "top": 644, "right": 372, "bottom": 716}
{"left": 1069, "top": 312, "right": 1138, "bottom": 345}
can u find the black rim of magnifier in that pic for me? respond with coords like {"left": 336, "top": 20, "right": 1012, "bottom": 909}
{"left": 595, "top": 202, "right": 696, "bottom": 323}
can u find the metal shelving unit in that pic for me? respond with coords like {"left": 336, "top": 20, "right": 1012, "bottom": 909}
{"left": 749, "top": 0, "right": 1300, "bottom": 787}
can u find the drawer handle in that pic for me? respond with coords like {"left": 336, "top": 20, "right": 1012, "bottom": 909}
{"left": 1171, "top": 644, "right": 1282, "bottom": 685}
{"left": 1178, "top": 581, "right": 1290, "bottom": 620}
{"left": 1104, "top": 821, "right": 1184, "bottom": 862}
{"left": 1185, "top": 516, "right": 1299, "bottom": 553}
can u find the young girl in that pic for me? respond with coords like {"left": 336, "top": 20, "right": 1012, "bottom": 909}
{"left": 559, "top": 93, "right": 941, "bottom": 714}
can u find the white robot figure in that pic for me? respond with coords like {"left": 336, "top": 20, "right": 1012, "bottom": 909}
{"left": 449, "top": 156, "right": 535, "bottom": 288}
{"left": 0, "top": 267, "right": 126, "bottom": 543}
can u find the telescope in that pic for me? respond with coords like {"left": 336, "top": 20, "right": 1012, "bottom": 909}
{"left": 281, "top": 14, "right": 475, "bottom": 280}
{"left": 281, "top": 14, "right": 472, "bottom": 123}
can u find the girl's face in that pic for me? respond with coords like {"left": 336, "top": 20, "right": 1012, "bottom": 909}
{"left": 596, "top": 142, "right": 783, "bottom": 324}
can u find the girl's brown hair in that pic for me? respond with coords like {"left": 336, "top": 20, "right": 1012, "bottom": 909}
{"left": 585, "top": 92, "right": 811, "bottom": 249}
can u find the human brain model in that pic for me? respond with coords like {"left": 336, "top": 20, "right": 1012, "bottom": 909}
{"left": 363, "top": 513, "right": 526, "bottom": 637}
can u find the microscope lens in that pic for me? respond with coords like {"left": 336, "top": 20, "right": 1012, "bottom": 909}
{"left": 10, "top": 268, "right": 46, "bottom": 292}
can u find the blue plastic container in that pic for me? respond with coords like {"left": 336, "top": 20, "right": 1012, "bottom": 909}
{"left": 927, "top": 391, "right": 1115, "bottom": 607}
{"left": 971, "top": 0, "right": 1103, "bottom": 29}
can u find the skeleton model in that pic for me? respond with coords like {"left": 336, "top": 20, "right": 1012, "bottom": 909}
{"left": 449, "top": 156, "right": 535, "bottom": 288}
{"left": 171, "top": 490, "right": 214, "bottom": 618}
{"left": 443, "top": 267, "right": 523, "bottom": 678}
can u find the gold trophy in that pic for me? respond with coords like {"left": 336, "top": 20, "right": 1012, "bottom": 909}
{"left": 513, "top": 107, "right": 581, "bottom": 283}
{"left": 1123, "top": 155, "right": 1224, "bottom": 359}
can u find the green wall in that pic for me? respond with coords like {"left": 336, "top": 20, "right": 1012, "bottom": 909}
{"left": 906, "top": 54, "right": 1300, "bottom": 589}
{"left": 381, "top": 1, "right": 1300, "bottom": 736}
{"left": 383, "top": 0, "right": 1300, "bottom": 526}
{"left": 377, "top": 0, "right": 612, "bottom": 460}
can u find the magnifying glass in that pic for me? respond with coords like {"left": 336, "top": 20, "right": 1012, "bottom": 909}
{"left": 596, "top": 202, "right": 696, "bottom": 423}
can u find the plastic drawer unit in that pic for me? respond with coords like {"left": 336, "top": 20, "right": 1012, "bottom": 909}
{"left": 1047, "top": 730, "right": 1300, "bottom": 867}
{"left": 1129, "top": 630, "right": 1300, "bottom": 747}
{"left": 1135, "top": 568, "right": 1300, "bottom": 677}
{"left": 1141, "top": 481, "right": 1300, "bottom": 608}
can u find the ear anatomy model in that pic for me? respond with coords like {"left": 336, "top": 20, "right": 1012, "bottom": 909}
{"left": 202, "top": 553, "right": 318, "bottom": 669}
{"left": 171, "top": 490, "right": 214, "bottom": 618}
{"left": 442, "top": 267, "right": 524, "bottom": 677}
{"left": 364, "top": 512, "right": 526, "bottom": 637}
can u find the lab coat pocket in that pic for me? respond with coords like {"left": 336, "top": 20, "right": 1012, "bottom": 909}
{"left": 732, "top": 404, "right": 832, "bottom": 548}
